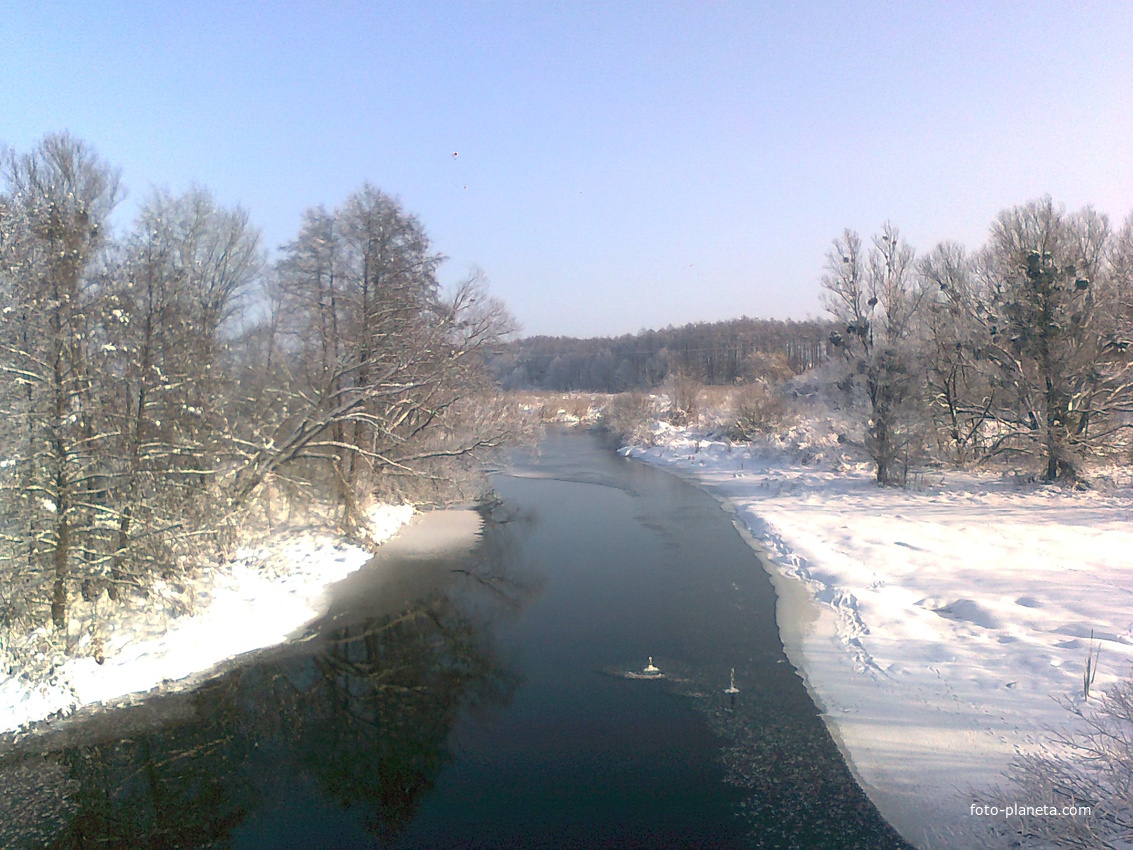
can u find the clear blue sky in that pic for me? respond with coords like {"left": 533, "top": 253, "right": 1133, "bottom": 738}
{"left": 3, "top": 2, "right": 1132, "bottom": 337}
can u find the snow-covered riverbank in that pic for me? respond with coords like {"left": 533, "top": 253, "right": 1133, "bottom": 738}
{"left": 625, "top": 422, "right": 1133, "bottom": 848}
{"left": 0, "top": 504, "right": 414, "bottom": 738}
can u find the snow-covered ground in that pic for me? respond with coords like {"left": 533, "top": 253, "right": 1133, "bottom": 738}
{"left": 625, "top": 421, "right": 1133, "bottom": 848}
{"left": 0, "top": 504, "right": 414, "bottom": 738}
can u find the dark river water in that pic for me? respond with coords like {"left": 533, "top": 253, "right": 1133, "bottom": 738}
{"left": 0, "top": 430, "right": 909, "bottom": 849}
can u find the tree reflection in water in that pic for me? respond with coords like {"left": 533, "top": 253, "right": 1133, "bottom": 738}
{"left": 302, "top": 591, "right": 522, "bottom": 842}
{"left": 0, "top": 514, "right": 534, "bottom": 849}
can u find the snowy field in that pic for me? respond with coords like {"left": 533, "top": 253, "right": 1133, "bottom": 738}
{"left": 0, "top": 504, "right": 414, "bottom": 738}
{"left": 625, "top": 421, "right": 1133, "bottom": 848}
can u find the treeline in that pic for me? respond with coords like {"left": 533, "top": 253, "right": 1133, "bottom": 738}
{"left": 490, "top": 317, "right": 833, "bottom": 392}
{"left": 0, "top": 132, "right": 516, "bottom": 632}
{"left": 821, "top": 197, "right": 1133, "bottom": 484}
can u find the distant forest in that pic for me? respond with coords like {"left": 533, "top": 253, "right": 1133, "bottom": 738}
{"left": 490, "top": 317, "right": 834, "bottom": 392}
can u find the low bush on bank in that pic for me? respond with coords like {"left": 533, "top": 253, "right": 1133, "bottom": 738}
{"left": 728, "top": 381, "right": 791, "bottom": 440}
{"left": 599, "top": 392, "right": 657, "bottom": 444}
{"left": 994, "top": 675, "right": 1133, "bottom": 848}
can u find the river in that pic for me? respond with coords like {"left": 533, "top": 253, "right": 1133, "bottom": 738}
{"left": 0, "top": 430, "right": 909, "bottom": 848}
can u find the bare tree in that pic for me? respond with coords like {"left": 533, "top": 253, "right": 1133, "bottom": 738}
{"left": 977, "top": 198, "right": 1131, "bottom": 480}
{"left": 0, "top": 133, "right": 121, "bottom": 628}
{"left": 0, "top": 157, "right": 265, "bottom": 632}
{"left": 0, "top": 136, "right": 527, "bottom": 643}
{"left": 917, "top": 242, "right": 999, "bottom": 464}
{"left": 231, "top": 187, "right": 519, "bottom": 526}
{"left": 1099, "top": 211, "right": 1133, "bottom": 432}
{"left": 823, "top": 223, "right": 924, "bottom": 484}
{"left": 96, "top": 188, "right": 262, "bottom": 594}
{"left": 1109, "top": 213, "right": 1133, "bottom": 326}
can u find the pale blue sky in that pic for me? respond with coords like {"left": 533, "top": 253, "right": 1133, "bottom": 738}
{"left": 3, "top": 2, "right": 1132, "bottom": 336}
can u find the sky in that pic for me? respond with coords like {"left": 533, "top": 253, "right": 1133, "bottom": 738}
{"left": 3, "top": 1, "right": 1132, "bottom": 338}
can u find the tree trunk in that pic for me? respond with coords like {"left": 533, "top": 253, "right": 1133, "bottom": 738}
{"left": 51, "top": 513, "right": 69, "bottom": 629}
{"left": 875, "top": 419, "right": 890, "bottom": 485}
{"left": 108, "top": 506, "right": 132, "bottom": 601}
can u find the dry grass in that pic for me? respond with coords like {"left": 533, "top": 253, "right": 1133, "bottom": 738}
{"left": 729, "top": 381, "right": 790, "bottom": 440}
{"left": 505, "top": 391, "right": 613, "bottom": 424}
{"left": 698, "top": 384, "right": 737, "bottom": 409}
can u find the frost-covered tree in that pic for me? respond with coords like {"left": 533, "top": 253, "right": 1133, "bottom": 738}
{"left": 233, "top": 186, "right": 519, "bottom": 524}
{"left": 977, "top": 198, "right": 1131, "bottom": 480}
{"left": 0, "top": 135, "right": 525, "bottom": 640}
{"left": 917, "top": 241, "right": 1000, "bottom": 464}
{"left": 97, "top": 188, "right": 261, "bottom": 593}
{"left": 0, "top": 133, "right": 121, "bottom": 628}
{"left": 1110, "top": 214, "right": 1133, "bottom": 325}
{"left": 822, "top": 202, "right": 1133, "bottom": 481}
{"left": 1099, "top": 211, "right": 1133, "bottom": 418}
{"left": 822, "top": 223, "right": 925, "bottom": 484}
{"left": 0, "top": 139, "right": 263, "bottom": 630}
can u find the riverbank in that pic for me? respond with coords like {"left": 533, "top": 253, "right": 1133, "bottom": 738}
{"left": 625, "top": 422, "right": 1133, "bottom": 848}
{"left": 0, "top": 504, "right": 415, "bottom": 738}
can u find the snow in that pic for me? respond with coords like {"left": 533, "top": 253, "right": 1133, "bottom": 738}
{"left": 0, "top": 504, "right": 414, "bottom": 737}
{"left": 625, "top": 420, "right": 1133, "bottom": 847}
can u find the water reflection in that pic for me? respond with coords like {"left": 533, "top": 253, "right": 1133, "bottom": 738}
{"left": 0, "top": 511, "right": 534, "bottom": 850}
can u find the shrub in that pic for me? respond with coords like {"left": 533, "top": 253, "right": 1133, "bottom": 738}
{"left": 667, "top": 372, "right": 702, "bottom": 426}
{"left": 729, "top": 381, "right": 787, "bottom": 440}
{"left": 599, "top": 392, "right": 656, "bottom": 444}
{"left": 996, "top": 675, "right": 1133, "bottom": 848}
